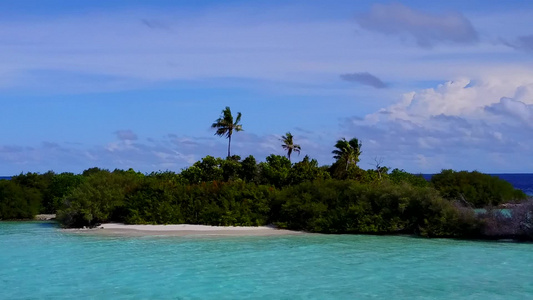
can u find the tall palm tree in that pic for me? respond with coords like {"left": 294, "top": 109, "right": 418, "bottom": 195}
{"left": 332, "top": 137, "right": 362, "bottom": 170}
{"left": 280, "top": 132, "right": 301, "bottom": 162}
{"left": 211, "top": 106, "right": 243, "bottom": 157}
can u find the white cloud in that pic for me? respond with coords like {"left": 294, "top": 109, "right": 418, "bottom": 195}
{"left": 0, "top": 5, "right": 529, "bottom": 96}
{"left": 0, "top": 10, "right": 358, "bottom": 91}
{"left": 486, "top": 97, "right": 533, "bottom": 125}
{"left": 345, "top": 76, "right": 533, "bottom": 172}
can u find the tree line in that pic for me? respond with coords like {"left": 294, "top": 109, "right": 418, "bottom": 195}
{"left": 0, "top": 106, "right": 530, "bottom": 240}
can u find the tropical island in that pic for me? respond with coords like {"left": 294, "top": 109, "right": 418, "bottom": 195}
{"left": 0, "top": 107, "right": 531, "bottom": 240}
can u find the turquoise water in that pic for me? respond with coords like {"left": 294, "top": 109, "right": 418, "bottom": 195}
{"left": 1, "top": 222, "right": 532, "bottom": 299}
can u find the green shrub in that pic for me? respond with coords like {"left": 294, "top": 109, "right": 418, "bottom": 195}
{"left": 57, "top": 170, "right": 143, "bottom": 227}
{"left": 431, "top": 170, "right": 527, "bottom": 207}
{"left": 274, "top": 180, "right": 476, "bottom": 237}
{"left": 0, "top": 180, "right": 41, "bottom": 220}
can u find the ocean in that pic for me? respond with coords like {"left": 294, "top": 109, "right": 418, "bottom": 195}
{"left": 492, "top": 174, "right": 533, "bottom": 196}
{"left": 1, "top": 221, "right": 532, "bottom": 299}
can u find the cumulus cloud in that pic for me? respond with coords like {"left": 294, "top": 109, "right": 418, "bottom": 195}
{"left": 340, "top": 72, "right": 387, "bottom": 89}
{"left": 344, "top": 77, "right": 533, "bottom": 172}
{"left": 486, "top": 98, "right": 533, "bottom": 125}
{"left": 356, "top": 3, "right": 478, "bottom": 47}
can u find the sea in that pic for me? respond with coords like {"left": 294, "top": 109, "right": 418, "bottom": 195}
{"left": 493, "top": 174, "right": 533, "bottom": 196}
{"left": 1, "top": 222, "right": 533, "bottom": 300}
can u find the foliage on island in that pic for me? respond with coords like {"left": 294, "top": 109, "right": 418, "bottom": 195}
{"left": 0, "top": 107, "right": 529, "bottom": 240}
{"left": 430, "top": 169, "right": 526, "bottom": 207}
{"left": 0, "top": 154, "right": 529, "bottom": 240}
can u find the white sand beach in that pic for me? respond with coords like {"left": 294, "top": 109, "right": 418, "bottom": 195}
{"left": 71, "top": 223, "right": 304, "bottom": 237}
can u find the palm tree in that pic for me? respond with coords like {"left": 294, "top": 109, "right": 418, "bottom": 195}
{"left": 211, "top": 106, "right": 243, "bottom": 157}
{"left": 332, "top": 137, "right": 362, "bottom": 170}
{"left": 280, "top": 132, "right": 301, "bottom": 162}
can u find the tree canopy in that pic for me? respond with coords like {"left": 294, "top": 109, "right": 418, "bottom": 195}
{"left": 332, "top": 137, "right": 362, "bottom": 168}
{"left": 211, "top": 106, "right": 243, "bottom": 157}
{"left": 280, "top": 132, "right": 301, "bottom": 162}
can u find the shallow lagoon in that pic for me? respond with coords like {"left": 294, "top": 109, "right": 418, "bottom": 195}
{"left": 1, "top": 222, "right": 532, "bottom": 299}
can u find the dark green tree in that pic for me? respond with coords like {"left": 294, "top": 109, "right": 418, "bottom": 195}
{"left": 288, "top": 155, "right": 330, "bottom": 185}
{"left": 389, "top": 169, "right": 428, "bottom": 187}
{"left": 259, "top": 155, "right": 292, "bottom": 188}
{"left": 180, "top": 156, "right": 224, "bottom": 183}
{"left": 240, "top": 155, "right": 259, "bottom": 183}
{"left": 0, "top": 180, "right": 41, "bottom": 220}
{"left": 221, "top": 156, "right": 242, "bottom": 182}
{"left": 280, "top": 132, "right": 301, "bottom": 162}
{"left": 211, "top": 106, "right": 243, "bottom": 158}
{"left": 332, "top": 137, "right": 362, "bottom": 170}
{"left": 44, "top": 172, "right": 85, "bottom": 213}
{"left": 430, "top": 169, "right": 526, "bottom": 207}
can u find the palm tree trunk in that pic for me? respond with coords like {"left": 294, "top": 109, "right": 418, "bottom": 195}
{"left": 345, "top": 158, "right": 349, "bottom": 171}
{"left": 227, "top": 134, "right": 232, "bottom": 158}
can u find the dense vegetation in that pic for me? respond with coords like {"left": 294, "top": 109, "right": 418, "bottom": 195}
{"left": 0, "top": 107, "right": 529, "bottom": 240}
{"left": 430, "top": 170, "right": 526, "bottom": 207}
{"left": 0, "top": 154, "right": 528, "bottom": 239}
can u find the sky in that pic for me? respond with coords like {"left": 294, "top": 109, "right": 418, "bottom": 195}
{"left": 1, "top": 0, "right": 533, "bottom": 175}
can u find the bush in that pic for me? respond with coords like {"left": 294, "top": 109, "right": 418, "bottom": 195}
{"left": 388, "top": 169, "right": 429, "bottom": 187}
{"left": 431, "top": 170, "right": 526, "bottom": 207}
{"left": 124, "top": 180, "right": 275, "bottom": 226}
{"left": 44, "top": 173, "right": 85, "bottom": 213}
{"left": 0, "top": 180, "right": 41, "bottom": 220}
{"left": 274, "top": 180, "right": 476, "bottom": 237}
{"left": 56, "top": 170, "right": 143, "bottom": 227}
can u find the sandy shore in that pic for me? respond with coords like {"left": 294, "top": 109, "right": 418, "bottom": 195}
{"left": 68, "top": 223, "right": 304, "bottom": 237}
{"left": 34, "top": 214, "right": 56, "bottom": 221}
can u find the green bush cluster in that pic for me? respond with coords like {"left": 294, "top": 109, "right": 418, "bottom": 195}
{"left": 0, "top": 155, "right": 527, "bottom": 240}
{"left": 273, "top": 180, "right": 478, "bottom": 237}
{"left": 0, "top": 180, "right": 41, "bottom": 220}
{"left": 124, "top": 179, "right": 274, "bottom": 226}
{"left": 0, "top": 171, "right": 83, "bottom": 220}
{"left": 431, "top": 169, "right": 527, "bottom": 207}
{"left": 54, "top": 170, "right": 479, "bottom": 237}
{"left": 57, "top": 169, "right": 143, "bottom": 227}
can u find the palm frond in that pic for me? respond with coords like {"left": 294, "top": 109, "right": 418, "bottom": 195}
{"left": 212, "top": 106, "right": 243, "bottom": 157}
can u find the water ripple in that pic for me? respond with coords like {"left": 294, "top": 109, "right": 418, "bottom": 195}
{"left": 1, "top": 222, "right": 532, "bottom": 299}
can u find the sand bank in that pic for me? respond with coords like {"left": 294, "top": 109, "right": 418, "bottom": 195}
{"left": 34, "top": 214, "right": 56, "bottom": 221}
{"left": 70, "top": 223, "right": 304, "bottom": 237}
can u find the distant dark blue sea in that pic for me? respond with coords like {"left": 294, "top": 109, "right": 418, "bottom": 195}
{"left": 422, "top": 173, "right": 533, "bottom": 196}
{"left": 0, "top": 176, "right": 11, "bottom": 180}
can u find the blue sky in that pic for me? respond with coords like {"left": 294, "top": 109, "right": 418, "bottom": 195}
{"left": 1, "top": 0, "right": 533, "bottom": 174}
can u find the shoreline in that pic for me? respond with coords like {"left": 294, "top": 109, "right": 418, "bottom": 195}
{"left": 65, "top": 223, "right": 306, "bottom": 237}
